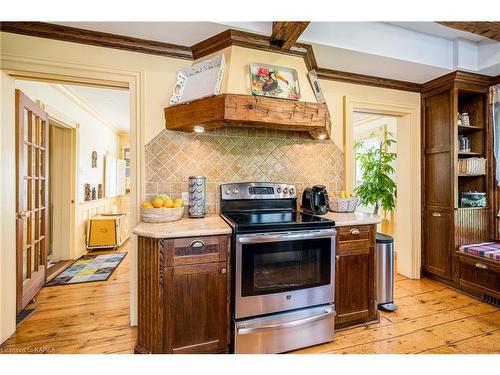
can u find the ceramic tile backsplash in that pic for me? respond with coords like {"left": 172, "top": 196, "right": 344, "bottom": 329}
{"left": 145, "top": 127, "right": 344, "bottom": 214}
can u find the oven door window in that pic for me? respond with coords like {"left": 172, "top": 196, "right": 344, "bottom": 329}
{"left": 240, "top": 238, "right": 331, "bottom": 297}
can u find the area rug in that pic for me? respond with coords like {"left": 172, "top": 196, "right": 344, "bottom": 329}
{"left": 16, "top": 308, "right": 36, "bottom": 326}
{"left": 45, "top": 253, "right": 126, "bottom": 286}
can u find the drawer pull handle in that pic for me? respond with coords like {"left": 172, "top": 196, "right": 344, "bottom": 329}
{"left": 349, "top": 228, "right": 360, "bottom": 235}
{"left": 475, "top": 263, "right": 488, "bottom": 270}
{"left": 336, "top": 255, "right": 340, "bottom": 261}
{"left": 432, "top": 212, "right": 441, "bottom": 217}
{"left": 220, "top": 268, "right": 227, "bottom": 274}
{"left": 190, "top": 240, "right": 205, "bottom": 248}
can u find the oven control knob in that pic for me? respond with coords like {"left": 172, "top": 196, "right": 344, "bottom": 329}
{"left": 232, "top": 188, "right": 239, "bottom": 195}
{"left": 289, "top": 188, "right": 295, "bottom": 195}
{"left": 283, "top": 187, "right": 288, "bottom": 194}
{"left": 225, "top": 189, "right": 232, "bottom": 195}
{"left": 277, "top": 187, "right": 282, "bottom": 193}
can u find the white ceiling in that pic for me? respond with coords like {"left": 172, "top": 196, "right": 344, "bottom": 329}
{"left": 53, "top": 21, "right": 500, "bottom": 83}
{"left": 63, "top": 85, "right": 130, "bottom": 133}
{"left": 386, "top": 22, "right": 487, "bottom": 42}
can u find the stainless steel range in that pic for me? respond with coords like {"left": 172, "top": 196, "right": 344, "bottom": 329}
{"left": 220, "top": 182, "right": 336, "bottom": 354}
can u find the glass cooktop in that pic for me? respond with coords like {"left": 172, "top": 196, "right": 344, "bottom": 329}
{"left": 221, "top": 210, "right": 335, "bottom": 233}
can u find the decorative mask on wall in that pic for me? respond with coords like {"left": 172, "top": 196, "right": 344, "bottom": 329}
{"left": 92, "top": 151, "right": 98, "bottom": 168}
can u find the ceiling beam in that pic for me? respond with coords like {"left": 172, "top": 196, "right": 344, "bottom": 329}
{"left": 437, "top": 22, "right": 500, "bottom": 42}
{"left": 270, "top": 22, "right": 310, "bottom": 50}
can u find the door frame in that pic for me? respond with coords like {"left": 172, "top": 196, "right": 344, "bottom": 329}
{"left": 0, "top": 56, "right": 144, "bottom": 336}
{"left": 44, "top": 103, "right": 80, "bottom": 262}
{"left": 343, "top": 96, "right": 421, "bottom": 279}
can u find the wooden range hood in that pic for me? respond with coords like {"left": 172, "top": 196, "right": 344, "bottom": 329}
{"left": 164, "top": 94, "right": 331, "bottom": 139}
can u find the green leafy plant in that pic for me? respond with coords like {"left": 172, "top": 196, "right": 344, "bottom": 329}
{"left": 354, "top": 133, "right": 397, "bottom": 215}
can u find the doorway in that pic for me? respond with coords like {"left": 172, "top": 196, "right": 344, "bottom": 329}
{"left": 352, "top": 112, "right": 398, "bottom": 237}
{"left": 47, "top": 114, "right": 78, "bottom": 280}
{"left": 344, "top": 97, "right": 421, "bottom": 279}
{"left": 9, "top": 79, "right": 132, "bottom": 327}
{"left": 0, "top": 59, "right": 142, "bottom": 344}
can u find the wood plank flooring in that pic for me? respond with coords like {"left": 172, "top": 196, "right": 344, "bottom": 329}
{"left": 1, "top": 241, "right": 498, "bottom": 354}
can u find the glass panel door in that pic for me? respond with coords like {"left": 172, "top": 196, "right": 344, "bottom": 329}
{"left": 16, "top": 89, "right": 49, "bottom": 313}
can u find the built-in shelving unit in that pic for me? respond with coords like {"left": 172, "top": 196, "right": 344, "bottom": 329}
{"left": 456, "top": 89, "right": 488, "bottom": 210}
{"left": 421, "top": 71, "right": 492, "bottom": 283}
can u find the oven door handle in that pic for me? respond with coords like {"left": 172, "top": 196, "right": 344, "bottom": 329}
{"left": 237, "top": 229, "right": 336, "bottom": 244}
{"left": 235, "top": 309, "right": 335, "bottom": 335}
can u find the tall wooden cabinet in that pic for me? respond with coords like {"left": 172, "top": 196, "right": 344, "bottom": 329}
{"left": 421, "top": 71, "right": 492, "bottom": 283}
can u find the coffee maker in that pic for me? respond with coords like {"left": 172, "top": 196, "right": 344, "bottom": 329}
{"left": 301, "top": 185, "right": 330, "bottom": 215}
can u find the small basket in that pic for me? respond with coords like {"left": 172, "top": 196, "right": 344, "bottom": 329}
{"left": 329, "top": 197, "right": 359, "bottom": 213}
{"left": 140, "top": 207, "right": 184, "bottom": 223}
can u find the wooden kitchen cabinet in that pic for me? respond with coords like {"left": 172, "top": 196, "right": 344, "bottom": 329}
{"left": 135, "top": 234, "right": 230, "bottom": 354}
{"left": 335, "top": 224, "right": 378, "bottom": 329}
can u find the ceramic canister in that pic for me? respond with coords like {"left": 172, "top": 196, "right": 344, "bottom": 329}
{"left": 188, "top": 176, "right": 206, "bottom": 217}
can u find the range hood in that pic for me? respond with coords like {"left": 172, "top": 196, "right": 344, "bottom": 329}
{"left": 164, "top": 94, "right": 331, "bottom": 140}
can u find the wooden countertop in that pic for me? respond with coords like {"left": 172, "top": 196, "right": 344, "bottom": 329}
{"left": 321, "top": 211, "right": 381, "bottom": 226}
{"left": 133, "top": 215, "right": 232, "bottom": 239}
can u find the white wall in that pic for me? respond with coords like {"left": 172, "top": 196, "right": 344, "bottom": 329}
{"left": 0, "top": 72, "right": 17, "bottom": 343}
{"left": 14, "top": 81, "right": 123, "bottom": 202}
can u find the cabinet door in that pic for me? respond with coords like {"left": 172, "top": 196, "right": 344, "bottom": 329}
{"left": 423, "top": 90, "right": 454, "bottom": 209}
{"left": 165, "top": 261, "right": 229, "bottom": 354}
{"left": 335, "top": 242, "right": 376, "bottom": 329}
{"left": 423, "top": 210, "right": 453, "bottom": 278}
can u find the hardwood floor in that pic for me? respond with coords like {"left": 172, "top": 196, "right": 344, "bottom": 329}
{"left": 0, "top": 242, "right": 136, "bottom": 354}
{"left": 1, "top": 243, "right": 498, "bottom": 354}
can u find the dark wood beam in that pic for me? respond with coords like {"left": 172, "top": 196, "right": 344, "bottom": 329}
{"left": 437, "top": 22, "right": 500, "bottom": 42}
{"left": 0, "top": 22, "right": 193, "bottom": 60}
{"left": 315, "top": 68, "right": 422, "bottom": 93}
{"left": 191, "top": 28, "right": 310, "bottom": 60}
{"left": 270, "top": 22, "right": 310, "bottom": 50}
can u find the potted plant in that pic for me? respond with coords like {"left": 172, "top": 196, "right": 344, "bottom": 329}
{"left": 354, "top": 133, "right": 397, "bottom": 215}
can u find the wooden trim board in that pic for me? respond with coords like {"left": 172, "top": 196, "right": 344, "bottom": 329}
{"left": 0, "top": 21, "right": 463, "bottom": 93}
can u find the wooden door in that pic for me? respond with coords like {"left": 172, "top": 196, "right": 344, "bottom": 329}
{"left": 166, "top": 261, "right": 229, "bottom": 354}
{"left": 423, "top": 210, "right": 453, "bottom": 278}
{"left": 335, "top": 225, "right": 377, "bottom": 329}
{"left": 15, "top": 89, "right": 49, "bottom": 313}
{"left": 422, "top": 89, "right": 455, "bottom": 279}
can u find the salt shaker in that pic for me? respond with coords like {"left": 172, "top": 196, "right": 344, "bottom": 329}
{"left": 188, "top": 176, "right": 206, "bottom": 218}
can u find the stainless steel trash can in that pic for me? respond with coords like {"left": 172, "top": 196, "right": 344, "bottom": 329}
{"left": 376, "top": 233, "right": 397, "bottom": 312}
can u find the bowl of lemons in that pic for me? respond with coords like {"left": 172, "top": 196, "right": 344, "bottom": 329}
{"left": 141, "top": 194, "right": 185, "bottom": 223}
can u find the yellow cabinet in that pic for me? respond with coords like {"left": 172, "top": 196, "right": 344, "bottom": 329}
{"left": 87, "top": 213, "right": 130, "bottom": 250}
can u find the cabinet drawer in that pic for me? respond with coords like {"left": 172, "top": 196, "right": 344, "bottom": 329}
{"left": 171, "top": 235, "right": 228, "bottom": 266}
{"left": 457, "top": 254, "right": 500, "bottom": 298}
{"left": 337, "top": 225, "right": 373, "bottom": 251}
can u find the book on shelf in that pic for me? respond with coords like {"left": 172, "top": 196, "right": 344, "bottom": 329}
{"left": 458, "top": 157, "right": 486, "bottom": 176}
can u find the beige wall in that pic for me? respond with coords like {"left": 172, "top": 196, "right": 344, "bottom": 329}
{"left": 320, "top": 80, "right": 420, "bottom": 152}
{"left": 1, "top": 32, "right": 190, "bottom": 144}
{"left": 0, "top": 72, "right": 17, "bottom": 343}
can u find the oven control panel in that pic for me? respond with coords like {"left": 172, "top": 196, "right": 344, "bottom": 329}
{"left": 221, "top": 182, "right": 297, "bottom": 200}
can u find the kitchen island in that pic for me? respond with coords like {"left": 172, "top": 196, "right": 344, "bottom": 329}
{"left": 134, "top": 211, "right": 382, "bottom": 353}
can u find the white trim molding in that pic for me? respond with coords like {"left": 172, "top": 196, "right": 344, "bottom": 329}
{"left": 344, "top": 96, "right": 421, "bottom": 279}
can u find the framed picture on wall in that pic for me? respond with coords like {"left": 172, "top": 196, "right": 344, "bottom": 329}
{"left": 249, "top": 63, "right": 300, "bottom": 100}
